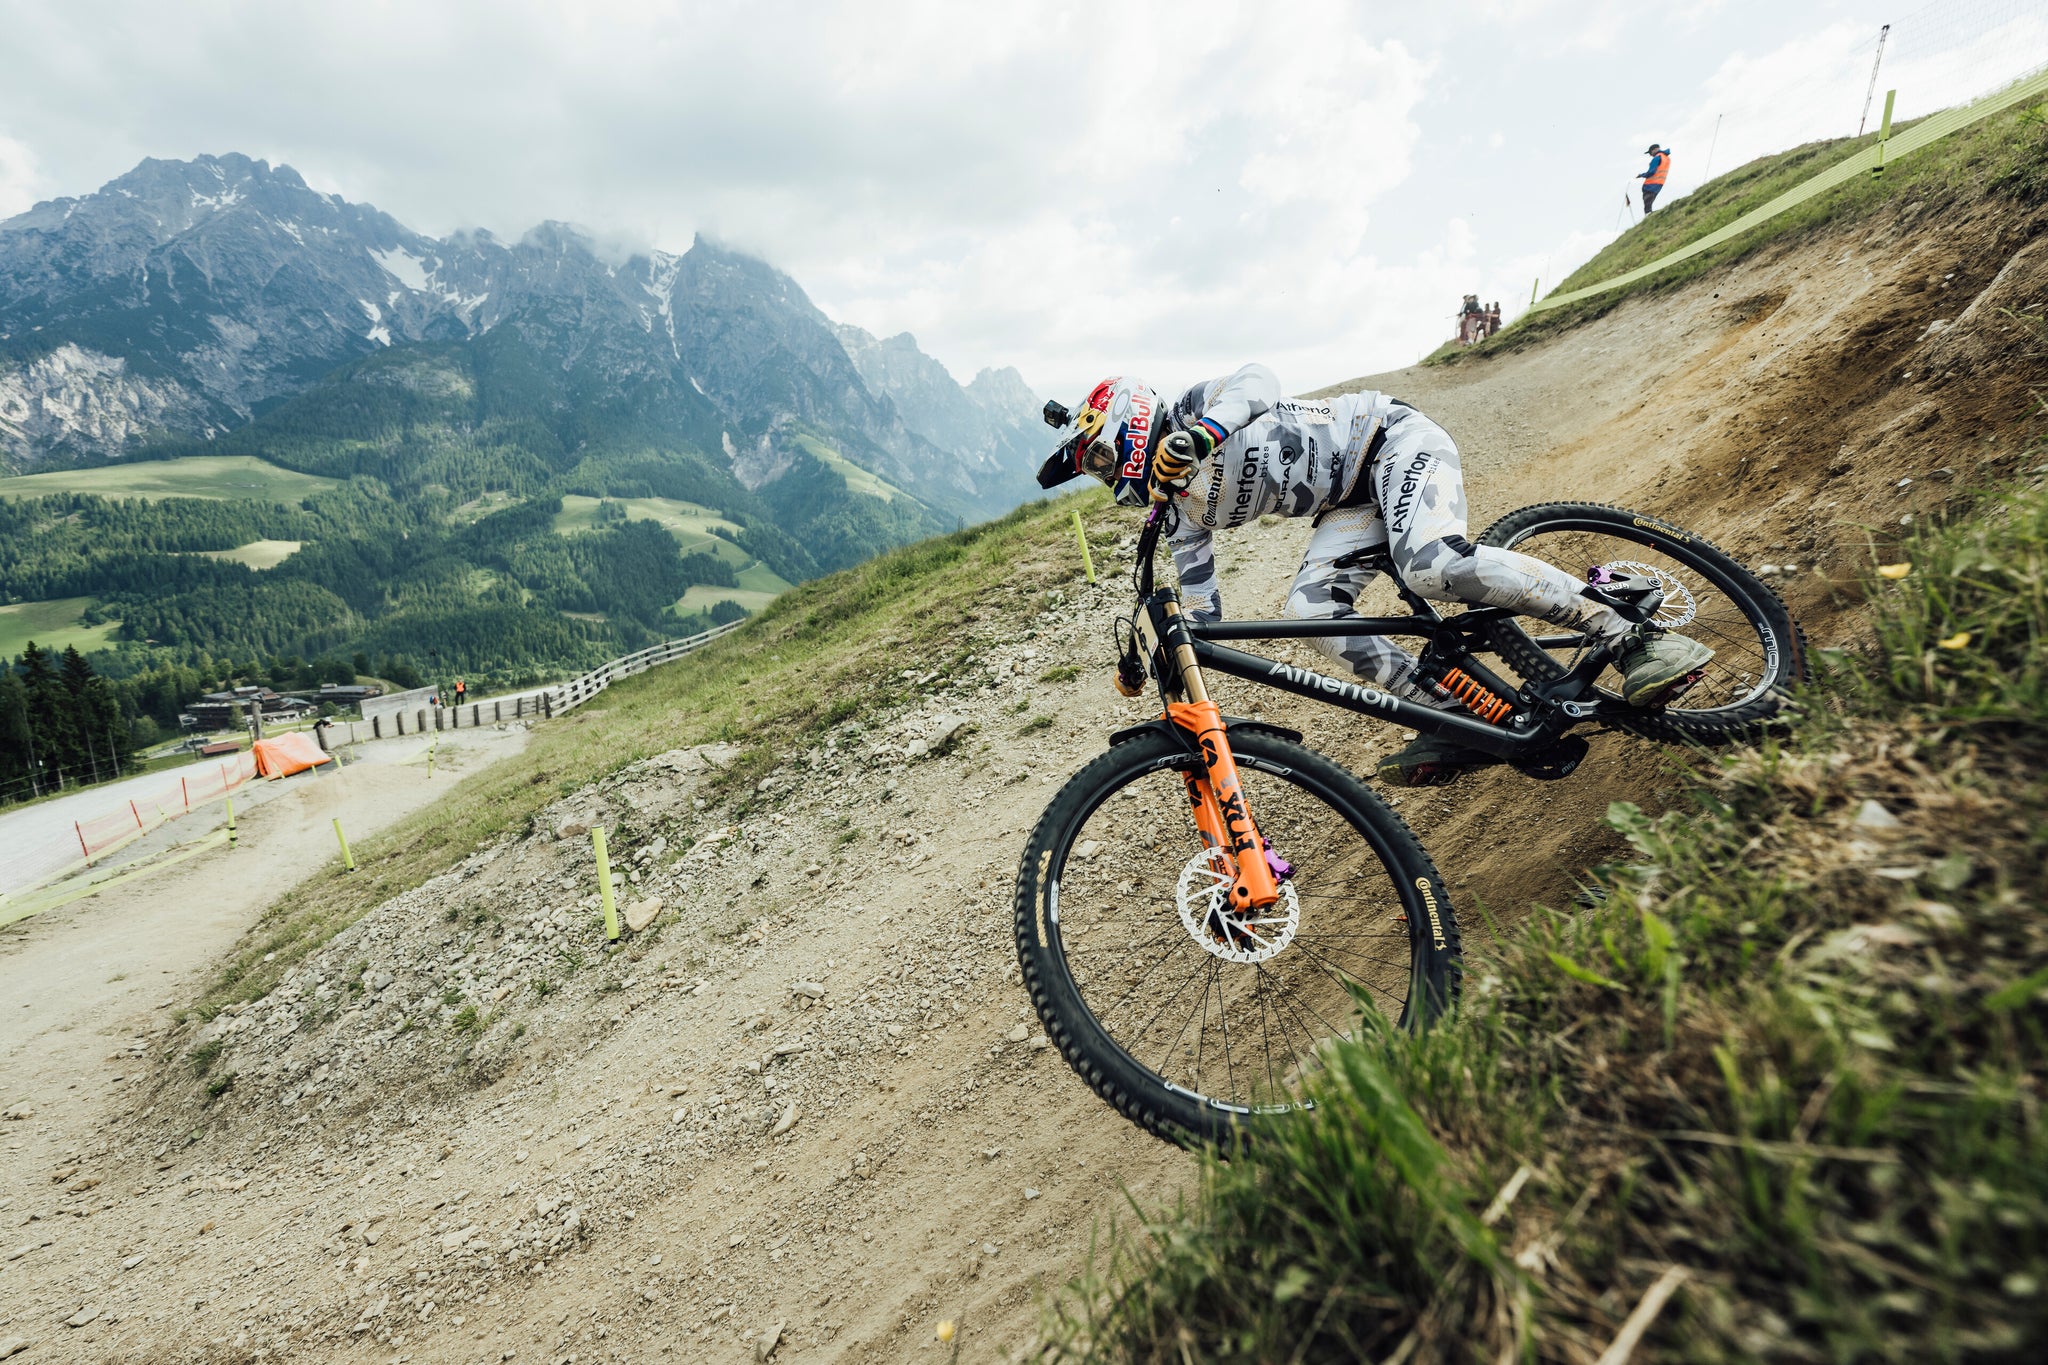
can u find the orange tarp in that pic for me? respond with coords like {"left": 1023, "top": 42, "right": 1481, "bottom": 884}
{"left": 252, "top": 732, "right": 333, "bottom": 779}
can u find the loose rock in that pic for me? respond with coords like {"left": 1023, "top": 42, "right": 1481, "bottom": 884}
{"left": 623, "top": 897, "right": 664, "bottom": 933}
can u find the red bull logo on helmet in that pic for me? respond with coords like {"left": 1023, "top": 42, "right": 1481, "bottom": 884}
{"left": 1119, "top": 391, "right": 1153, "bottom": 478}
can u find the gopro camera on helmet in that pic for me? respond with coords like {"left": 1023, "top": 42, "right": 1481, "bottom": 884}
{"left": 1043, "top": 399, "right": 1071, "bottom": 429}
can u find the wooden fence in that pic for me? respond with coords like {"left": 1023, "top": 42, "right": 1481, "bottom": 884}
{"left": 362, "top": 620, "right": 747, "bottom": 740}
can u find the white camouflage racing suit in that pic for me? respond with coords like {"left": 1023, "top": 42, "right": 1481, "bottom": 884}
{"left": 1162, "top": 363, "right": 1630, "bottom": 702}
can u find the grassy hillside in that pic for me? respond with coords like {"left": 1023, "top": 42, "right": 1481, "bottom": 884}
{"left": 0, "top": 595, "right": 122, "bottom": 659}
{"left": 795, "top": 432, "right": 910, "bottom": 503}
{"left": 1443, "top": 94, "right": 2048, "bottom": 360}
{"left": 194, "top": 489, "right": 1111, "bottom": 1017}
{"left": 0, "top": 454, "right": 340, "bottom": 502}
{"left": 1043, "top": 475, "right": 2048, "bottom": 1362}
{"left": 551, "top": 493, "right": 738, "bottom": 545}
{"left": 194, "top": 539, "right": 304, "bottom": 569}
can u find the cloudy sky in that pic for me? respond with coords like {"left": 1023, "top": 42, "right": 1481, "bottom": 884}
{"left": 2, "top": 0, "right": 2042, "bottom": 403}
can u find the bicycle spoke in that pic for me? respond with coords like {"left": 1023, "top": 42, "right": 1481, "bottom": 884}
{"left": 1035, "top": 747, "right": 1442, "bottom": 1127}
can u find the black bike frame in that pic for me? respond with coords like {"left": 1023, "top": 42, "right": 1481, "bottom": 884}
{"left": 1124, "top": 504, "right": 1636, "bottom": 764}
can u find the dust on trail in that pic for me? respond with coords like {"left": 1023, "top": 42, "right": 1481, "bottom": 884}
{"left": 2, "top": 195, "right": 2042, "bottom": 1365}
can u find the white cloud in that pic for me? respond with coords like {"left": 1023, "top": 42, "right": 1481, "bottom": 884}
{"left": 0, "top": 132, "right": 41, "bottom": 221}
{"left": 1, "top": 0, "right": 2042, "bottom": 412}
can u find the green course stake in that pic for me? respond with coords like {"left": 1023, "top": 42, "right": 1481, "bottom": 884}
{"left": 593, "top": 826, "right": 620, "bottom": 942}
{"left": 426, "top": 737, "right": 437, "bottom": 779}
{"left": 333, "top": 818, "right": 357, "bottom": 873}
{"left": 1071, "top": 508, "right": 1097, "bottom": 585}
{"left": 225, "top": 796, "right": 238, "bottom": 847}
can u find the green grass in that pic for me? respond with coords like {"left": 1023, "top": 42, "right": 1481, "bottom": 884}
{"left": 0, "top": 455, "right": 340, "bottom": 503}
{"left": 193, "top": 539, "right": 303, "bottom": 570}
{"left": 553, "top": 495, "right": 794, "bottom": 613}
{"left": 675, "top": 585, "right": 779, "bottom": 616}
{"left": 792, "top": 434, "right": 911, "bottom": 504}
{"left": 0, "top": 596, "right": 122, "bottom": 660}
{"left": 551, "top": 494, "right": 742, "bottom": 555}
{"left": 1444, "top": 96, "right": 2048, "bottom": 361}
{"left": 1044, "top": 475, "right": 2048, "bottom": 1362}
{"left": 735, "top": 560, "right": 793, "bottom": 594}
{"left": 445, "top": 490, "right": 520, "bottom": 525}
{"left": 192, "top": 489, "right": 1118, "bottom": 1019}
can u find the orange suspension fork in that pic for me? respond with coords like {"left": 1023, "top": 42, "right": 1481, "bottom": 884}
{"left": 1169, "top": 698, "right": 1280, "bottom": 912}
{"left": 1136, "top": 596, "right": 1280, "bottom": 912}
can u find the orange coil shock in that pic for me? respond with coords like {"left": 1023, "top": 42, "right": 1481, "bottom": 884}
{"left": 1440, "top": 668, "right": 1514, "bottom": 724}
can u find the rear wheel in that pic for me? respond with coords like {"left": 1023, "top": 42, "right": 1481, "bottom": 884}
{"left": 1477, "top": 502, "right": 1805, "bottom": 743}
{"left": 1014, "top": 728, "right": 1459, "bottom": 1147}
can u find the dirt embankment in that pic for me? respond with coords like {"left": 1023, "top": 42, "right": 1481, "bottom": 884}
{"left": 2, "top": 197, "right": 2044, "bottom": 1365}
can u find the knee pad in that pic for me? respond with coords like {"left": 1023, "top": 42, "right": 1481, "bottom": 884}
{"left": 1396, "top": 535, "right": 1478, "bottom": 602}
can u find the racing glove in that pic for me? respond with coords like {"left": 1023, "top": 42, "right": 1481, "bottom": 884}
{"left": 1150, "top": 425, "right": 1217, "bottom": 499}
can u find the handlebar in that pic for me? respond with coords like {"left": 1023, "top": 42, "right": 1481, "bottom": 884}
{"left": 1133, "top": 503, "right": 1165, "bottom": 598}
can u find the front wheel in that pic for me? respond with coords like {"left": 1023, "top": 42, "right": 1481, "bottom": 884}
{"left": 1014, "top": 727, "right": 1459, "bottom": 1147}
{"left": 1477, "top": 502, "right": 1806, "bottom": 743}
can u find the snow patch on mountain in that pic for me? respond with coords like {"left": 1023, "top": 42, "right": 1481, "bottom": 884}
{"left": 371, "top": 246, "right": 430, "bottom": 292}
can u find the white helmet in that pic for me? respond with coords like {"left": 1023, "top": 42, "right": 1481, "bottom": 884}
{"left": 1036, "top": 376, "right": 1161, "bottom": 506}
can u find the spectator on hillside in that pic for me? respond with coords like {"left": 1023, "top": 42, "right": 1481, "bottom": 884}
{"left": 1638, "top": 144, "right": 1672, "bottom": 213}
{"left": 1456, "top": 294, "right": 1486, "bottom": 345}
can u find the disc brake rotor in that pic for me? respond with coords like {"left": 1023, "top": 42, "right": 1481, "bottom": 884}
{"left": 1176, "top": 846, "right": 1300, "bottom": 964}
{"left": 1598, "top": 559, "right": 1700, "bottom": 629}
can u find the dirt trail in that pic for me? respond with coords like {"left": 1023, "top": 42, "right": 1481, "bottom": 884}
{"left": 1, "top": 198, "right": 2042, "bottom": 1365}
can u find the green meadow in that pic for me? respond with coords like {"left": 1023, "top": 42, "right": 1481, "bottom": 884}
{"left": 0, "top": 597, "right": 122, "bottom": 661}
{"left": 0, "top": 456, "right": 339, "bottom": 503}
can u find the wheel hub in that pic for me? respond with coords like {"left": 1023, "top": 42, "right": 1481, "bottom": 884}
{"left": 1176, "top": 846, "right": 1300, "bottom": 964}
{"left": 1597, "top": 559, "right": 1699, "bottom": 629}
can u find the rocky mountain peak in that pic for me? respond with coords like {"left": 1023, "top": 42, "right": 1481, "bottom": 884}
{"left": 967, "top": 365, "right": 1041, "bottom": 422}
{"left": 0, "top": 154, "right": 1047, "bottom": 521}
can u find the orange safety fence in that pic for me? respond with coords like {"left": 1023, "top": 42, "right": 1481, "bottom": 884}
{"left": 3, "top": 752, "right": 259, "bottom": 896}
{"left": 67, "top": 752, "right": 258, "bottom": 861}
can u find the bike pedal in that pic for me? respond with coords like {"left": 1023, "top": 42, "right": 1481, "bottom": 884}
{"left": 1648, "top": 667, "right": 1707, "bottom": 707}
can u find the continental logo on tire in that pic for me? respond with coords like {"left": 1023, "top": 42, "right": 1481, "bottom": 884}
{"left": 1414, "top": 876, "right": 1447, "bottom": 952}
{"left": 1632, "top": 516, "right": 1688, "bottom": 542}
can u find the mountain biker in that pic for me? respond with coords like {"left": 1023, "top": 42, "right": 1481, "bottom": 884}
{"left": 1036, "top": 364, "right": 1715, "bottom": 786}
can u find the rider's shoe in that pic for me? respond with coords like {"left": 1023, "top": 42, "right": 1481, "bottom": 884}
{"left": 1613, "top": 629, "right": 1715, "bottom": 706}
{"left": 1375, "top": 732, "right": 1490, "bottom": 788}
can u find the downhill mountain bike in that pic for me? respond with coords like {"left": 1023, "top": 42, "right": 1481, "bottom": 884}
{"left": 1013, "top": 500, "right": 1804, "bottom": 1145}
